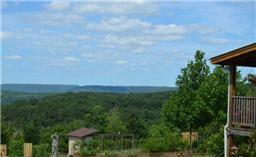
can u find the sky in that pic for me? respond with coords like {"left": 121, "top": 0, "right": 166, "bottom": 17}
{"left": 1, "top": 0, "right": 255, "bottom": 86}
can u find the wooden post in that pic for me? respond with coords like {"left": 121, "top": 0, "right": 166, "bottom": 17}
{"left": 23, "top": 143, "right": 32, "bottom": 157}
{"left": 227, "top": 65, "right": 236, "bottom": 157}
{"left": 0, "top": 145, "right": 7, "bottom": 157}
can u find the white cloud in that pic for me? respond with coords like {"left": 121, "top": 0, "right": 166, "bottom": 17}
{"left": 19, "top": 12, "right": 83, "bottom": 27}
{"left": 102, "top": 34, "right": 153, "bottom": 47}
{"left": 0, "top": 31, "right": 11, "bottom": 39}
{"left": 186, "top": 24, "right": 216, "bottom": 34}
{"left": 86, "top": 17, "right": 151, "bottom": 32}
{"left": 115, "top": 59, "right": 128, "bottom": 65}
{"left": 63, "top": 56, "right": 80, "bottom": 62}
{"left": 203, "top": 37, "right": 231, "bottom": 45}
{"left": 76, "top": 35, "right": 91, "bottom": 40}
{"left": 72, "top": 2, "right": 158, "bottom": 15}
{"left": 147, "top": 24, "right": 187, "bottom": 35}
{"left": 46, "top": 1, "right": 70, "bottom": 11}
{"left": 4, "top": 55, "right": 22, "bottom": 60}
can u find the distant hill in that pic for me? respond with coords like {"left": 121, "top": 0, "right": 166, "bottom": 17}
{"left": 1, "top": 84, "right": 78, "bottom": 93}
{"left": 1, "top": 84, "right": 176, "bottom": 93}
{"left": 70, "top": 85, "right": 175, "bottom": 93}
{"left": 1, "top": 91, "right": 52, "bottom": 105}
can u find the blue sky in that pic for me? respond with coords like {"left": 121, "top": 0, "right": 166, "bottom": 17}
{"left": 1, "top": 0, "right": 255, "bottom": 86}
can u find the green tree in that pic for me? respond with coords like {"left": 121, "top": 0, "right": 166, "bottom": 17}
{"left": 105, "top": 109, "right": 126, "bottom": 133}
{"left": 1, "top": 122, "right": 14, "bottom": 144}
{"left": 8, "top": 133, "right": 24, "bottom": 157}
{"left": 23, "top": 122, "right": 40, "bottom": 144}
{"left": 126, "top": 111, "right": 147, "bottom": 139}
{"left": 84, "top": 105, "right": 107, "bottom": 132}
{"left": 162, "top": 51, "right": 210, "bottom": 132}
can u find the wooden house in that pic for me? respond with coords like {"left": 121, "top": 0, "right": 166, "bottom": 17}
{"left": 211, "top": 43, "right": 256, "bottom": 157}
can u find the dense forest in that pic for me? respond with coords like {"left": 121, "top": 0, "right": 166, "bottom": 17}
{"left": 1, "top": 91, "right": 171, "bottom": 155}
{"left": 1, "top": 51, "right": 256, "bottom": 156}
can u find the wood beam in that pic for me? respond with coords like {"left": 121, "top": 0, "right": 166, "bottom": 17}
{"left": 227, "top": 65, "right": 236, "bottom": 157}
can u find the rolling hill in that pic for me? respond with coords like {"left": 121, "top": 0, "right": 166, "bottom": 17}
{"left": 1, "top": 84, "right": 176, "bottom": 93}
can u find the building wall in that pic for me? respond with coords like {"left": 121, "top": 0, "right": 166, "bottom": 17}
{"left": 68, "top": 137, "right": 82, "bottom": 156}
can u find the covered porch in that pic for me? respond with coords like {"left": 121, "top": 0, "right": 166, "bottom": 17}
{"left": 211, "top": 42, "right": 256, "bottom": 157}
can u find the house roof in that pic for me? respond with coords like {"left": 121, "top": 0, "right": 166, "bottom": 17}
{"left": 67, "top": 128, "right": 97, "bottom": 138}
{"left": 210, "top": 43, "right": 256, "bottom": 67}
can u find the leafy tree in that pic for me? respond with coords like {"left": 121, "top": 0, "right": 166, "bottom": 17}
{"left": 126, "top": 111, "right": 147, "bottom": 139}
{"left": 84, "top": 105, "right": 107, "bottom": 132}
{"left": 162, "top": 50, "right": 210, "bottom": 132}
{"left": 23, "top": 122, "right": 40, "bottom": 144}
{"left": 0, "top": 122, "right": 14, "bottom": 144}
{"left": 105, "top": 109, "right": 126, "bottom": 133}
{"left": 8, "top": 133, "right": 24, "bottom": 157}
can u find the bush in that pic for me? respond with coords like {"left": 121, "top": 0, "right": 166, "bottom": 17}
{"left": 198, "top": 127, "right": 223, "bottom": 156}
{"left": 143, "top": 124, "right": 188, "bottom": 152}
{"left": 75, "top": 139, "right": 99, "bottom": 156}
{"left": 33, "top": 144, "right": 50, "bottom": 157}
{"left": 8, "top": 135, "right": 24, "bottom": 157}
{"left": 237, "top": 130, "right": 256, "bottom": 157}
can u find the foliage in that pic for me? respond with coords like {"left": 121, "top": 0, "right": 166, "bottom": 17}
{"left": 143, "top": 124, "right": 188, "bottom": 152}
{"left": 75, "top": 140, "right": 99, "bottom": 156}
{"left": 2, "top": 91, "right": 170, "bottom": 154}
{"left": 0, "top": 122, "right": 14, "bottom": 144}
{"left": 97, "top": 149, "right": 139, "bottom": 157}
{"left": 198, "top": 127, "right": 224, "bottom": 156}
{"left": 33, "top": 144, "right": 50, "bottom": 157}
{"left": 105, "top": 110, "right": 127, "bottom": 133}
{"left": 23, "top": 122, "right": 40, "bottom": 144}
{"left": 8, "top": 133, "right": 24, "bottom": 157}
{"left": 126, "top": 111, "right": 147, "bottom": 139}
{"left": 162, "top": 51, "right": 210, "bottom": 132}
{"left": 236, "top": 129, "right": 256, "bottom": 157}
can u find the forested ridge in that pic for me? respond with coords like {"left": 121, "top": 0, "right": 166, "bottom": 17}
{"left": 2, "top": 91, "right": 171, "bottom": 128}
{"left": 1, "top": 91, "right": 171, "bottom": 153}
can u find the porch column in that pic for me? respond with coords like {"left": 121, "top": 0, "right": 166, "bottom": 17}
{"left": 227, "top": 65, "right": 236, "bottom": 157}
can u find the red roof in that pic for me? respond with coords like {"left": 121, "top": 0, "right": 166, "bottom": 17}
{"left": 67, "top": 128, "right": 97, "bottom": 138}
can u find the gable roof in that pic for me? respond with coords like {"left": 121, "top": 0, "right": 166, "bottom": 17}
{"left": 210, "top": 43, "right": 256, "bottom": 67}
{"left": 67, "top": 128, "right": 97, "bottom": 138}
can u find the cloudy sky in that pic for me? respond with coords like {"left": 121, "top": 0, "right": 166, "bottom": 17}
{"left": 1, "top": 0, "right": 255, "bottom": 86}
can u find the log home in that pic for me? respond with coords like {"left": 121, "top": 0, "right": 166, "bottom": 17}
{"left": 211, "top": 43, "right": 256, "bottom": 157}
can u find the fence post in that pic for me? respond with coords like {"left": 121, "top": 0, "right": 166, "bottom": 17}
{"left": 0, "top": 144, "right": 7, "bottom": 157}
{"left": 24, "top": 143, "right": 32, "bottom": 157}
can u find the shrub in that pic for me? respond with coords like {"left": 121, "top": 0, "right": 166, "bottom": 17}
{"left": 237, "top": 129, "right": 256, "bottom": 156}
{"left": 75, "top": 139, "right": 99, "bottom": 156}
{"left": 143, "top": 124, "right": 188, "bottom": 152}
{"left": 8, "top": 134, "right": 24, "bottom": 157}
{"left": 33, "top": 144, "right": 50, "bottom": 157}
{"left": 198, "top": 127, "right": 223, "bottom": 156}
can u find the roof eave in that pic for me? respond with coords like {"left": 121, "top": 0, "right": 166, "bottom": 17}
{"left": 210, "top": 42, "right": 256, "bottom": 65}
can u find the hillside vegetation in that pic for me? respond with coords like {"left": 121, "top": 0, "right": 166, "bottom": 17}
{"left": 1, "top": 51, "right": 255, "bottom": 156}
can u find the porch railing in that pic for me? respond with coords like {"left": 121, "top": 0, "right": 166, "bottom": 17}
{"left": 232, "top": 96, "right": 256, "bottom": 128}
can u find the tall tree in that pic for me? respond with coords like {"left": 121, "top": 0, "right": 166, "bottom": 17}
{"left": 105, "top": 109, "right": 126, "bottom": 133}
{"left": 126, "top": 111, "right": 147, "bottom": 138}
{"left": 162, "top": 50, "right": 210, "bottom": 150}
{"left": 163, "top": 50, "right": 210, "bottom": 131}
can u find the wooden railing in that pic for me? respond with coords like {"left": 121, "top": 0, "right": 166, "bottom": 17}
{"left": 232, "top": 96, "right": 256, "bottom": 128}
